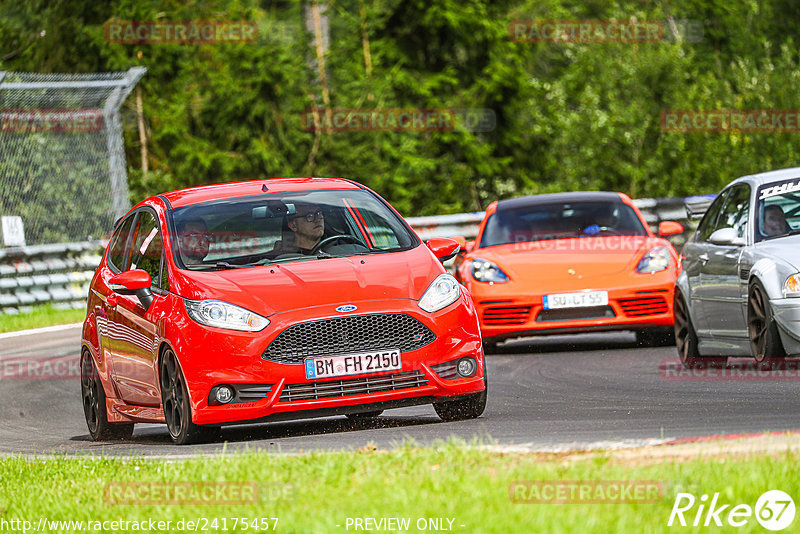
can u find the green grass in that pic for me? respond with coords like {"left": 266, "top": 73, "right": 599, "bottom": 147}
{"left": 0, "top": 304, "right": 85, "bottom": 333}
{"left": 0, "top": 442, "right": 796, "bottom": 533}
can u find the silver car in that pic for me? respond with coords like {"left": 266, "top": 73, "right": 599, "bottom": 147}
{"left": 676, "top": 167, "right": 800, "bottom": 367}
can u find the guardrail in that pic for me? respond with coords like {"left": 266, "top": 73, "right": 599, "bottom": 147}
{"left": 0, "top": 241, "right": 104, "bottom": 315}
{"left": 0, "top": 195, "right": 715, "bottom": 315}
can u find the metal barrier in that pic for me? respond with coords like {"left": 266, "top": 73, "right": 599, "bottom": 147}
{"left": 0, "top": 195, "right": 715, "bottom": 315}
{"left": 0, "top": 242, "right": 103, "bottom": 315}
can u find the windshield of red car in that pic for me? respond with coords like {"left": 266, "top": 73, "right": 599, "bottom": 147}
{"left": 168, "top": 189, "right": 418, "bottom": 270}
{"left": 479, "top": 201, "right": 648, "bottom": 248}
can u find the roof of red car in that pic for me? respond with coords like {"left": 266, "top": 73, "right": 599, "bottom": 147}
{"left": 158, "top": 177, "right": 363, "bottom": 209}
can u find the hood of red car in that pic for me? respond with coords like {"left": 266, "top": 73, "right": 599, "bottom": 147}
{"left": 470, "top": 236, "right": 666, "bottom": 281}
{"left": 172, "top": 245, "right": 443, "bottom": 317}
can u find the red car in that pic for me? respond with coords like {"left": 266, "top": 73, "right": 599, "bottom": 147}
{"left": 454, "top": 192, "right": 683, "bottom": 349}
{"left": 81, "top": 178, "right": 486, "bottom": 444}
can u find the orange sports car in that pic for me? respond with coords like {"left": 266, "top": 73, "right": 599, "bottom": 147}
{"left": 453, "top": 192, "right": 683, "bottom": 350}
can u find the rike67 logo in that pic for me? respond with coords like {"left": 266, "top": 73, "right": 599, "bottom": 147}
{"left": 668, "top": 490, "right": 795, "bottom": 531}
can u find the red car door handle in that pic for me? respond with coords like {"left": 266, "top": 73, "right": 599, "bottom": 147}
{"left": 107, "top": 294, "right": 118, "bottom": 308}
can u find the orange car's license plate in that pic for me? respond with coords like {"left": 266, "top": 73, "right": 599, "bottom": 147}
{"left": 304, "top": 349, "right": 401, "bottom": 379}
{"left": 543, "top": 291, "right": 608, "bottom": 309}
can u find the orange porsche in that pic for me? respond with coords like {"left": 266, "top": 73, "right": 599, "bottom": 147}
{"left": 453, "top": 192, "right": 683, "bottom": 349}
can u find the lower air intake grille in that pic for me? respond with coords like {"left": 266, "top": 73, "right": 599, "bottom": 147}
{"left": 536, "top": 306, "right": 615, "bottom": 322}
{"left": 618, "top": 296, "right": 669, "bottom": 317}
{"left": 279, "top": 371, "right": 427, "bottom": 402}
{"left": 262, "top": 313, "right": 436, "bottom": 365}
{"left": 483, "top": 306, "right": 532, "bottom": 325}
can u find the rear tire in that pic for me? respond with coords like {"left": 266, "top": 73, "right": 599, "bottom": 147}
{"left": 81, "top": 351, "right": 134, "bottom": 441}
{"left": 160, "top": 348, "right": 220, "bottom": 445}
{"left": 673, "top": 291, "right": 727, "bottom": 369}
{"left": 748, "top": 280, "right": 786, "bottom": 365}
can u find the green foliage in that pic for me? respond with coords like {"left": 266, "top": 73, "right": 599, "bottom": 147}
{"left": 3, "top": 0, "right": 800, "bottom": 216}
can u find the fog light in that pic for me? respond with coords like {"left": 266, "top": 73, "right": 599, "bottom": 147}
{"left": 457, "top": 357, "right": 477, "bottom": 377}
{"left": 215, "top": 386, "right": 234, "bottom": 404}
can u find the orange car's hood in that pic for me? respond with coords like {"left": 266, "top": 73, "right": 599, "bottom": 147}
{"left": 174, "top": 246, "right": 442, "bottom": 317}
{"left": 472, "top": 236, "right": 661, "bottom": 283}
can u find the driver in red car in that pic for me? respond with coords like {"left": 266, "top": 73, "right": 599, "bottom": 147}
{"left": 287, "top": 202, "right": 325, "bottom": 254}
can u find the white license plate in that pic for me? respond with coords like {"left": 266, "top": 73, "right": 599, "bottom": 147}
{"left": 304, "top": 349, "right": 401, "bottom": 379}
{"left": 543, "top": 291, "right": 608, "bottom": 309}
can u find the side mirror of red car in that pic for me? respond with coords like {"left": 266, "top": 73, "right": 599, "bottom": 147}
{"left": 426, "top": 237, "right": 460, "bottom": 263}
{"left": 451, "top": 236, "right": 467, "bottom": 255}
{"left": 109, "top": 269, "right": 154, "bottom": 310}
{"left": 658, "top": 221, "right": 684, "bottom": 237}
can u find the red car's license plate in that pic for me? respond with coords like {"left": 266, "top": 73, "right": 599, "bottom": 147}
{"left": 304, "top": 349, "right": 401, "bottom": 379}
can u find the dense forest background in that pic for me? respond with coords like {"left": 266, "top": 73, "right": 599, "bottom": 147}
{"left": 2, "top": 0, "right": 800, "bottom": 216}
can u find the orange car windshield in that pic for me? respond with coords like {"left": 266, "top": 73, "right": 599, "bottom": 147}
{"left": 480, "top": 201, "right": 647, "bottom": 248}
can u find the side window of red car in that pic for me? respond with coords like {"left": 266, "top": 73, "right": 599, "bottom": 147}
{"left": 130, "top": 211, "right": 164, "bottom": 290}
{"left": 108, "top": 215, "right": 136, "bottom": 272}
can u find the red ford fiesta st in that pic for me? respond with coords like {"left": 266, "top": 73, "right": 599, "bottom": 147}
{"left": 81, "top": 178, "right": 486, "bottom": 444}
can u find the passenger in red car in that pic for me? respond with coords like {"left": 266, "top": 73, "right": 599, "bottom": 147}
{"left": 287, "top": 203, "right": 325, "bottom": 253}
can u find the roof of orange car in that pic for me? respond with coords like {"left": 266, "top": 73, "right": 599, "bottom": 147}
{"left": 158, "top": 177, "right": 364, "bottom": 208}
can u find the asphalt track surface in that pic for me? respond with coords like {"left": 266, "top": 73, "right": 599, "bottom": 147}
{"left": 2, "top": 326, "right": 800, "bottom": 456}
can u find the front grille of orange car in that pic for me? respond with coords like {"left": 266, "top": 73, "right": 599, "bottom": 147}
{"left": 536, "top": 306, "right": 616, "bottom": 322}
{"left": 278, "top": 371, "right": 427, "bottom": 402}
{"left": 617, "top": 295, "right": 669, "bottom": 317}
{"left": 483, "top": 306, "right": 532, "bottom": 325}
{"left": 262, "top": 313, "right": 436, "bottom": 365}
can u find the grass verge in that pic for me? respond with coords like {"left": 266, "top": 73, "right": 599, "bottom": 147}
{"left": 0, "top": 441, "right": 797, "bottom": 533}
{"left": 0, "top": 304, "right": 84, "bottom": 333}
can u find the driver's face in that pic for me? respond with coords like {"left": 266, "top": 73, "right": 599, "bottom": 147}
{"left": 289, "top": 206, "right": 324, "bottom": 244}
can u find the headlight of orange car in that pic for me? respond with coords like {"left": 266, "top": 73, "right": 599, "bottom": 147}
{"left": 470, "top": 258, "right": 509, "bottom": 283}
{"left": 636, "top": 246, "right": 670, "bottom": 273}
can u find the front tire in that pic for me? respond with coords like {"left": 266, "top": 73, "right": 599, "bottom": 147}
{"left": 160, "top": 348, "right": 220, "bottom": 445}
{"left": 433, "top": 357, "right": 487, "bottom": 421}
{"left": 748, "top": 281, "right": 786, "bottom": 364}
{"left": 674, "top": 290, "right": 727, "bottom": 368}
{"left": 81, "top": 351, "right": 134, "bottom": 441}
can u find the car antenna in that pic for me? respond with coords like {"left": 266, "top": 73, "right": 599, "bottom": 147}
{"left": 262, "top": 184, "right": 269, "bottom": 192}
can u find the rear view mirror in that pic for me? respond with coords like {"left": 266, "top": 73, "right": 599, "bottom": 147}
{"left": 426, "top": 237, "right": 460, "bottom": 263}
{"left": 708, "top": 227, "right": 745, "bottom": 246}
{"left": 658, "top": 220, "right": 684, "bottom": 237}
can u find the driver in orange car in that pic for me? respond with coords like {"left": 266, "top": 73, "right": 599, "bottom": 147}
{"left": 287, "top": 202, "right": 325, "bottom": 254}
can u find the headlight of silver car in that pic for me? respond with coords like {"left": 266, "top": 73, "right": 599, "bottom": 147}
{"left": 419, "top": 274, "right": 461, "bottom": 313}
{"left": 784, "top": 274, "right": 800, "bottom": 297}
{"left": 636, "top": 246, "right": 670, "bottom": 273}
{"left": 470, "top": 258, "right": 509, "bottom": 283}
{"left": 185, "top": 299, "right": 269, "bottom": 331}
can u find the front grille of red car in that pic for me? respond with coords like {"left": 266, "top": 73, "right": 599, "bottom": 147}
{"left": 482, "top": 306, "right": 532, "bottom": 325}
{"left": 262, "top": 313, "right": 436, "bottom": 365}
{"left": 617, "top": 295, "right": 669, "bottom": 317}
{"left": 278, "top": 371, "right": 427, "bottom": 402}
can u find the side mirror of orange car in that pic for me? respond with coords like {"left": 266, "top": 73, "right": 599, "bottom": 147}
{"left": 465, "top": 240, "right": 475, "bottom": 253}
{"left": 109, "top": 269, "right": 154, "bottom": 310}
{"left": 427, "top": 237, "right": 460, "bottom": 263}
{"left": 658, "top": 221, "right": 684, "bottom": 237}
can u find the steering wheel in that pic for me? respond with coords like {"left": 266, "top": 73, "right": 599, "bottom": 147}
{"left": 310, "top": 234, "right": 365, "bottom": 254}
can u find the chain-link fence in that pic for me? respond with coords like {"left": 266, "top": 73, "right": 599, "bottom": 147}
{"left": 0, "top": 68, "right": 145, "bottom": 248}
